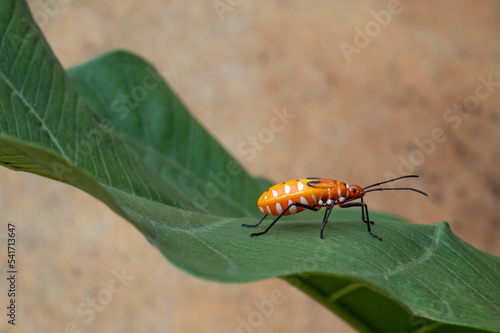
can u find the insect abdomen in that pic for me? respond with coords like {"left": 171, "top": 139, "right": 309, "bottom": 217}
{"left": 257, "top": 179, "right": 322, "bottom": 216}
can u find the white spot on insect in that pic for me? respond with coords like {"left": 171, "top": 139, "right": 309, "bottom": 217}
{"left": 337, "top": 188, "right": 341, "bottom": 198}
{"left": 300, "top": 196, "right": 309, "bottom": 205}
{"left": 259, "top": 207, "right": 265, "bottom": 213}
{"left": 345, "top": 185, "right": 349, "bottom": 197}
{"left": 318, "top": 199, "right": 324, "bottom": 205}
{"left": 297, "top": 181, "right": 304, "bottom": 191}
{"left": 339, "top": 197, "right": 346, "bottom": 203}
{"left": 284, "top": 184, "right": 291, "bottom": 194}
{"left": 264, "top": 196, "right": 268, "bottom": 200}
{"left": 272, "top": 190, "right": 278, "bottom": 197}
{"left": 276, "top": 202, "right": 283, "bottom": 214}
{"left": 266, "top": 205, "right": 272, "bottom": 214}
{"left": 326, "top": 199, "right": 333, "bottom": 205}
{"left": 311, "top": 194, "right": 317, "bottom": 203}
{"left": 289, "top": 199, "right": 297, "bottom": 214}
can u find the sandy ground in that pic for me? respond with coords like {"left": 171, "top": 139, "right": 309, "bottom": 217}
{"left": 1, "top": 0, "right": 499, "bottom": 332}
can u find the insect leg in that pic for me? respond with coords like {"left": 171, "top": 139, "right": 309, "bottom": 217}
{"left": 320, "top": 201, "right": 336, "bottom": 239}
{"left": 250, "top": 202, "right": 319, "bottom": 237}
{"left": 338, "top": 201, "right": 382, "bottom": 240}
{"left": 242, "top": 214, "right": 268, "bottom": 228}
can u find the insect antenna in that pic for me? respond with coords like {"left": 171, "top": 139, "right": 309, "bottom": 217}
{"left": 363, "top": 175, "right": 428, "bottom": 196}
{"left": 363, "top": 174, "right": 419, "bottom": 190}
{"left": 363, "top": 187, "right": 428, "bottom": 196}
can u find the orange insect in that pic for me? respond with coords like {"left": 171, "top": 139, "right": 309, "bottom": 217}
{"left": 242, "top": 175, "right": 427, "bottom": 240}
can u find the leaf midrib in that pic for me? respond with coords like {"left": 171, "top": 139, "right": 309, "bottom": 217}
{"left": 0, "top": 70, "right": 70, "bottom": 160}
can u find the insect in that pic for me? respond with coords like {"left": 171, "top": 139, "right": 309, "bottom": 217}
{"left": 242, "top": 175, "right": 427, "bottom": 240}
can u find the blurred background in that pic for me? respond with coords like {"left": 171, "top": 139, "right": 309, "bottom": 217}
{"left": 1, "top": 0, "right": 499, "bottom": 332}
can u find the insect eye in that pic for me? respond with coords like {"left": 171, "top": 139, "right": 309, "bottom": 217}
{"left": 352, "top": 188, "right": 357, "bottom": 193}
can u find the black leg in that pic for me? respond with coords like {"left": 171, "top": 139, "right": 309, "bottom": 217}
{"left": 338, "top": 201, "right": 382, "bottom": 241}
{"left": 320, "top": 201, "right": 336, "bottom": 239}
{"left": 248, "top": 202, "right": 319, "bottom": 237}
{"left": 242, "top": 214, "right": 268, "bottom": 227}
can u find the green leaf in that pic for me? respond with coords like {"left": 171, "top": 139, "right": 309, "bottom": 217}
{"left": 1, "top": 1, "right": 499, "bottom": 332}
